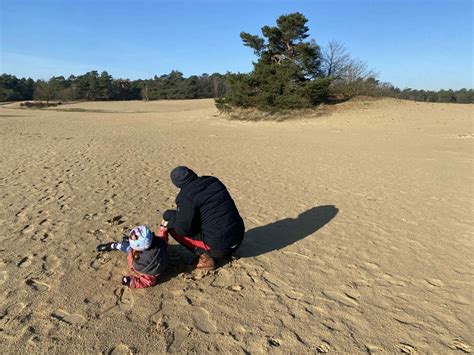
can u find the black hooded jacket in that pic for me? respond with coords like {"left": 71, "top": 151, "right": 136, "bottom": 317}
{"left": 166, "top": 176, "right": 245, "bottom": 251}
{"left": 132, "top": 236, "right": 169, "bottom": 275}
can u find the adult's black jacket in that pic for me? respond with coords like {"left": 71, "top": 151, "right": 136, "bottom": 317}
{"left": 165, "top": 176, "right": 245, "bottom": 251}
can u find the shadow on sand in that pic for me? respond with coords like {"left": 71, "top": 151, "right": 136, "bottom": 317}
{"left": 238, "top": 205, "right": 339, "bottom": 258}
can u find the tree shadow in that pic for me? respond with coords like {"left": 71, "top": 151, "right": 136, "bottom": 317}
{"left": 238, "top": 205, "right": 338, "bottom": 258}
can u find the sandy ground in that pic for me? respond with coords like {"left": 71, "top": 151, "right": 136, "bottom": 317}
{"left": 0, "top": 98, "right": 472, "bottom": 353}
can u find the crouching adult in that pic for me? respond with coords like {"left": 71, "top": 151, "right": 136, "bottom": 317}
{"left": 162, "top": 166, "right": 245, "bottom": 270}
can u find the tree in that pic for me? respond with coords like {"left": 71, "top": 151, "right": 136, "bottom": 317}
{"left": 240, "top": 12, "right": 321, "bottom": 79}
{"left": 0, "top": 74, "right": 35, "bottom": 101}
{"left": 34, "top": 80, "right": 55, "bottom": 103}
{"left": 98, "top": 71, "right": 114, "bottom": 100}
{"left": 76, "top": 71, "right": 100, "bottom": 100}
{"left": 222, "top": 12, "right": 329, "bottom": 111}
{"left": 48, "top": 76, "right": 70, "bottom": 101}
{"left": 321, "top": 40, "right": 377, "bottom": 98}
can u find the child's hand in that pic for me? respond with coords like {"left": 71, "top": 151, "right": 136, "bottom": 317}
{"left": 121, "top": 276, "right": 131, "bottom": 287}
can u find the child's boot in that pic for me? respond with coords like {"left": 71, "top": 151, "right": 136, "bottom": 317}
{"left": 96, "top": 242, "right": 115, "bottom": 252}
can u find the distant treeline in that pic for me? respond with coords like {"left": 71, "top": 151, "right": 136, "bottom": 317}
{"left": 383, "top": 86, "right": 473, "bottom": 104}
{"left": 0, "top": 71, "right": 227, "bottom": 103}
{"left": 1, "top": 72, "right": 472, "bottom": 105}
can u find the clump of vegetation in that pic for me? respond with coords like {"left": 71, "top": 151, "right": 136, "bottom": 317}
{"left": 223, "top": 105, "right": 331, "bottom": 122}
{"left": 221, "top": 12, "right": 331, "bottom": 112}
{"left": 20, "top": 101, "right": 61, "bottom": 108}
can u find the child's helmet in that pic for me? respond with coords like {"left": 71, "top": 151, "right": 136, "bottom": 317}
{"left": 129, "top": 225, "right": 153, "bottom": 251}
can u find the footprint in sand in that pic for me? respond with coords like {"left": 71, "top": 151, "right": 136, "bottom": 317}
{"left": 352, "top": 279, "right": 371, "bottom": 288}
{"left": 316, "top": 342, "right": 331, "bottom": 353}
{"left": 211, "top": 268, "right": 233, "bottom": 288}
{"left": 426, "top": 278, "right": 445, "bottom": 287}
{"left": 344, "top": 289, "right": 361, "bottom": 301}
{"left": 322, "top": 291, "right": 358, "bottom": 308}
{"left": 267, "top": 337, "right": 281, "bottom": 347}
{"left": 0, "top": 270, "right": 7, "bottom": 285}
{"left": 90, "top": 253, "right": 111, "bottom": 270}
{"left": 322, "top": 318, "right": 342, "bottom": 332}
{"left": 166, "top": 324, "right": 189, "bottom": 353}
{"left": 26, "top": 278, "right": 51, "bottom": 291}
{"left": 39, "top": 218, "right": 51, "bottom": 227}
{"left": 83, "top": 213, "right": 98, "bottom": 221}
{"left": 107, "top": 215, "right": 126, "bottom": 226}
{"left": 3, "top": 302, "right": 27, "bottom": 321}
{"left": 362, "top": 262, "right": 381, "bottom": 272}
{"left": 191, "top": 307, "right": 216, "bottom": 334}
{"left": 40, "top": 232, "right": 51, "bottom": 242}
{"left": 87, "top": 229, "right": 106, "bottom": 241}
{"left": 96, "top": 288, "right": 135, "bottom": 318}
{"left": 399, "top": 343, "right": 416, "bottom": 354}
{"left": 21, "top": 224, "right": 35, "bottom": 235}
{"left": 42, "top": 255, "right": 60, "bottom": 271}
{"left": 1, "top": 302, "right": 28, "bottom": 339}
{"left": 51, "top": 309, "right": 85, "bottom": 325}
{"left": 229, "top": 284, "right": 244, "bottom": 292}
{"left": 449, "top": 339, "right": 472, "bottom": 353}
{"left": 116, "top": 288, "right": 134, "bottom": 311}
{"left": 109, "top": 343, "right": 133, "bottom": 355}
{"left": 17, "top": 256, "right": 31, "bottom": 268}
{"left": 365, "top": 344, "right": 382, "bottom": 354}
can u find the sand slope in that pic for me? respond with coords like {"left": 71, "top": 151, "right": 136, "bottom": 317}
{"left": 0, "top": 99, "right": 472, "bottom": 353}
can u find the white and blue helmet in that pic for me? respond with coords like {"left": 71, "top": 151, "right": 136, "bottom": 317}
{"left": 129, "top": 225, "right": 153, "bottom": 251}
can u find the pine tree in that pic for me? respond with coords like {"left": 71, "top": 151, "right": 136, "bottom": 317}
{"left": 222, "top": 12, "right": 329, "bottom": 111}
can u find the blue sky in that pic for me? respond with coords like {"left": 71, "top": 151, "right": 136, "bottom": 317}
{"left": 1, "top": 0, "right": 472, "bottom": 90}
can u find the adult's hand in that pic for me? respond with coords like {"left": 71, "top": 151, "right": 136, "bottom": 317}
{"left": 163, "top": 209, "right": 176, "bottom": 222}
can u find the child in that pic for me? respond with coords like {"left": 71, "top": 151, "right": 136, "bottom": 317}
{"left": 96, "top": 224, "right": 169, "bottom": 289}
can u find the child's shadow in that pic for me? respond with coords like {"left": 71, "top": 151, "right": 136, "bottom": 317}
{"left": 238, "top": 205, "right": 338, "bottom": 257}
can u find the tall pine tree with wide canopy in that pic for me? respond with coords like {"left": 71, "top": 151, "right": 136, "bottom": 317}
{"left": 222, "top": 12, "right": 330, "bottom": 111}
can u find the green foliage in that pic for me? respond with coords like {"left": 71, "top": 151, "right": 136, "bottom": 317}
{"left": 0, "top": 74, "right": 34, "bottom": 101}
{"left": 139, "top": 71, "right": 226, "bottom": 100}
{"left": 224, "top": 12, "right": 326, "bottom": 111}
{"left": 329, "top": 77, "right": 380, "bottom": 98}
{"left": 34, "top": 80, "right": 55, "bottom": 103}
{"left": 214, "top": 97, "right": 232, "bottom": 114}
{"left": 304, "top": 78, "right": 331, "bottom": 105}
{"left": 390, "top": 88, "right": 474, "bottom": 103}
{"left": 240, "top": 12, "right": 321, "bottom": 79}
{"left": 98, "top": 71, "right": 115, "bottom": 100}
{"left": 0, "top": 71, "right": 227, "bottom": 103}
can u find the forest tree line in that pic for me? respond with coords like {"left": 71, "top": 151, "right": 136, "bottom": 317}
{"left": 2, "top": 71, "right": 471, "bottom": 105}
{"left": 0, "top": 71, "right": 227, "bottom": 103}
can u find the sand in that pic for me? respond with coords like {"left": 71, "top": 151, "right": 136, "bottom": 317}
{"left": 0, "top": 98, "right": 472, "bottom": 353}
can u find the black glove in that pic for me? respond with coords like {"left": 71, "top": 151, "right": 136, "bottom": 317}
{"left": 96, "top": 243, "right": 114, "bottom": 252}
{"left": 163, "top": 209, "right": 176, "bottom": 222}
{"left": 121, "top": 276, "right": 131, "bottom": 286}
{"left": 121, "top": 234, "right": 129, "bottom": 243}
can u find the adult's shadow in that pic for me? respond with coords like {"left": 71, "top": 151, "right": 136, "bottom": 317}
{"left": 238, "top": 205, "right": 338, "bottom": 258}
